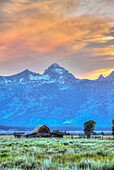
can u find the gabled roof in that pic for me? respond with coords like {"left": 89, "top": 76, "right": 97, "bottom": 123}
{"left": 33, "top": 125, "right": 50, "bottom": 133}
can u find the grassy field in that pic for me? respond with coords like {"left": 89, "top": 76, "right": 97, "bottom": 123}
{"left": 0, "top": 138, "right": 114, "bottom": 170}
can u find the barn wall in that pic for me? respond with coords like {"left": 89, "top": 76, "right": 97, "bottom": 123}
{"left": 38, "top": 127, "right": 50, "bottom": 133}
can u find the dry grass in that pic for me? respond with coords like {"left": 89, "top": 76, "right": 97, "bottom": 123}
{"left": 0, "top": 135, "right": 113, "bottom": 140}
{"left": 101, "top": 136, "right": 113, "bottom": 140}
{"left": 0, "top": 135, "right": 14, "bottom": 139}
{"left": 64, "top": 135, "right": 113, "bottom": 140}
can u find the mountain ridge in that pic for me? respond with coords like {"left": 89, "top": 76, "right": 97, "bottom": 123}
{"left": 0, "top": 63, "right": 113, "bottom": 127}
{"left": 0, "top": 63, "right": 113, "bottom": 81}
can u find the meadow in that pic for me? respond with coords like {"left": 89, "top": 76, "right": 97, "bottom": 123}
{"left": 0, "top": 138, "right": 114, "bottom": 170}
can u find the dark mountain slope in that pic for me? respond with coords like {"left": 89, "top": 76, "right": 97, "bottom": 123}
{"left": 0, "top": 64, "right": 113, "bottom": 127}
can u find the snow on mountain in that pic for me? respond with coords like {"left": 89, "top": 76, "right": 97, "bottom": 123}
{"left": 29, "top": 74, "right": 50, "bottom": 81}
{"left": 0, "top": 69, "right": 40, "bottom": 83}
{"left": 0, "top": 64, "right": 113, "bottom": 127}
{"left": 44, "top": 63, "right": 67, "bottom": 75}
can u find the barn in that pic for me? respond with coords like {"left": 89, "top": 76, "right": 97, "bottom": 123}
{"left": 21, "top": 125, "right": 63, "bottom": 138}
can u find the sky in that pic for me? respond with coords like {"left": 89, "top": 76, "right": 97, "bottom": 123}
{"left": 0, "top": 0, "right": 114, "bottom": 79}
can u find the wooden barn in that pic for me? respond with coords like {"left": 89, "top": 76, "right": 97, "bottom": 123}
{"left": 22, "top": 125, "right": 63, "bottom": 138}
{"left": 13, "top": 132, "right": 25, "bottom": 138}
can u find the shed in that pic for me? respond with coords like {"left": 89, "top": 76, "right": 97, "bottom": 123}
{"left": 13, "top": 132, "right": 25, "bottom": 138}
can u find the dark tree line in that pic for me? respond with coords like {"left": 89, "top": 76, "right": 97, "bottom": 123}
{"left": 112, "top": 119, "right": 114, "bottom": 137}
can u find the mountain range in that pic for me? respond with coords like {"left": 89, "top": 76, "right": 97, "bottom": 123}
{"left": 0, "top": 63, "right": 114, "bottom": 127}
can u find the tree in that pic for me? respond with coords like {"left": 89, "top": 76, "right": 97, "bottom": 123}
{"left": 84, "top": 120, "right": 96, "bottom": 138}
{"left": 100, "top": 132, "right": 105, "bottom": 135}
{"left": 112, "top": 119, "right": 114, "bottom": 137}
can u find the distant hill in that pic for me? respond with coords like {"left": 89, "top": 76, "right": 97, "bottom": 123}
{"left": 0, "top": 125, "right": 34, "bottom": 131}
{"left": 0, "top": 63, "right": 113, "bottom": 127}
{"left": 0, "top": 125, "right": 111, "bottom": 132}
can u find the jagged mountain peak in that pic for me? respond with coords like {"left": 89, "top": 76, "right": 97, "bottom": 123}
{"left": 46, "top": 63, "right": 66, "bottom": 71}
{"left": 98, "top": 74, "right": 104, "bottom": 80}
{"left": 43, "top": 63, "right": 77, "bottom": 87}
{"left": 22, "top": 69, "right": 30, "bottom": 72}
{"left": 0, "top": 65, "right": 113, "bottom": 127}
{"left": 109, "top": 70, "right": 114, "bottom": 76}
{"left": 105, "top": 70, "right": 114, "bottom": 81}
{"left": 19, "top": 69, "right": 31, "bottom": 75}
{"left": 44, "top": 63, "right": 68, "bottom": 75}
{"left": 0, "top": 69, "right": 40, "bottom": 83}
{"left": 49, "top": 63, "right": 61, "bottom": 68}
{"left": 19, "top": 69, "right": 40, "bottom": 76}
{"left": 7, "top": 69, "right": 33, "bottom": 78}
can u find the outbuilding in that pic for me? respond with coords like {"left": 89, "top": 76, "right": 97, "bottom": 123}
{"left": 13, "top": 132, "right": 25, "bottom": 138}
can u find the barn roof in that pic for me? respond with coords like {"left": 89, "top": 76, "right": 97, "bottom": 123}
{"left": 33, "top": 125, "right": 50, "bottom": 133}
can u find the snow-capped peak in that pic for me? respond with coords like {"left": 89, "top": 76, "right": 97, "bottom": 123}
{"left": 0, "top": 69, "right": 40, "bottom": 83}
{"left": 44, "top": 63, "right": 68, "bottom": 75}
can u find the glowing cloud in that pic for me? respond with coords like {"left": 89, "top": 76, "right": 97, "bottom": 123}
{"left": 79, "top": 68, "right": 114, "bottom": 80}
{"left": 0, "top": 0, "right": 114, "bottom": 77}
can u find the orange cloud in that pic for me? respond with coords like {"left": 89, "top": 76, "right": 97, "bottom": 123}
{"left": 0, "top": 0, "right": 114, "bottom": 76}
{"left": 79, "top": 68, "right": 114, "bottom": 80}
{"left": 87, "top": 45, "right": 114, "bottom": 59}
